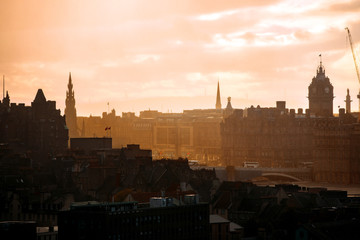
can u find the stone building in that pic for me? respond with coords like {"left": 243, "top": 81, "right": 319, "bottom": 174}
{"left": 221, "top": 103, "right": 313, "bottom": 168}
{"left": 77, "top": 108, "right": 224, "bottom": 164}
{"left": 308, "top": 60, "right": 334, "bottom": 117}
{"left": 221, "top": 61, "right": 360, "bottom": 184}
{"left": 312, "top": 110, "right": 360, "bottom": 183}
{"left": 65, "top": 73, "right": 79, "bottom": 138}
{"left": 0, "top": 89, "right": 68, "bottom": 160}
{"left": 75, "top": 83, "right": 228, "bottom": 164}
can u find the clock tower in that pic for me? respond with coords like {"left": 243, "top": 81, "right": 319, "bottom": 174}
{"left": 308, "top": 57, "right": 334, "bottom": 117}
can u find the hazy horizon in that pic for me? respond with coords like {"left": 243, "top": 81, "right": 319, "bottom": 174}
{"left": 1, "top": 0, "right": 360, "bottom": 116}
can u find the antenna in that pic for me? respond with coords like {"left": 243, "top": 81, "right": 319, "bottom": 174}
{"left": 2, "top": 75, "right": 4, "bottom": 100}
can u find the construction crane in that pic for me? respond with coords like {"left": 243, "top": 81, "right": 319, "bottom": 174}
{"left": 345, "top": 27, "right": 360, "bottom": 120}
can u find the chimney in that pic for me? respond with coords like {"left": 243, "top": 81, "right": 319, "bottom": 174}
{"left": 276, "top": 101, "right": 286, "bottom": 110}
{"left": 339, "top": 108, "right": 345, "bottom": 118}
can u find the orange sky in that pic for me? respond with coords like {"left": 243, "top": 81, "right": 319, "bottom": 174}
{"left": 1, "top": 0, "right": 360, "bottom": 116}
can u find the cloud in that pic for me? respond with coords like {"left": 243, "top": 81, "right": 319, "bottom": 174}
{"left": 1, "top": 0, "right": 360, "bottom": 116}
{"left": 328, "top": 0, "right": 360, "bottom": 12}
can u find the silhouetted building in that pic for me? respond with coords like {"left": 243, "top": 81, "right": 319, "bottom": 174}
{"left": 0, "top": 89, "right": 68, "bottom": 160}
{"left": 210, "top": 214, "right": 229, "bottom": 240}
{"left": 221, "top": 103, "right": 313, "bottom": 168}
{"left": 221, "top": 60, "right": 360, "bottom": 184}
{"left": 0, "top": 221, "right": 37, "bottom": 240}
{"left": 58, "top": 201, "right": 210, "bottom": 240}
{"left": 210, "top": 181, "right": 360, "bottom": 239}
{"left": 308, "top": 59, "right": 334, "bottom": 117}
{"left": 78, "top": 108, "right": 224, "bottom": 164}
{"left": 2, "top": 91, "right": 10, "bottom": 108}
{"left": 70, "top": 137, "right": 112, "bottom": 154}
{"left": 71, "top": 81, "right": 226, "bottom": 164}
{"left": 65, "top": 73, "right": 79, "bottom": 138}
{"left": 68, "top": 143, "right": 216, "bottom": 202}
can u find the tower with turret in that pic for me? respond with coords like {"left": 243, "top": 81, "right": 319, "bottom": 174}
{"left": 308, "top": 57, "right": 334, "bottom": 117}
{"left": 65, "top": 73, "right": 79, "bottom": 138}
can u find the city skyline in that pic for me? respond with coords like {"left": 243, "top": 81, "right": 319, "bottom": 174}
{"left": 1, "top": 0, "right": 360, "bottom": 116}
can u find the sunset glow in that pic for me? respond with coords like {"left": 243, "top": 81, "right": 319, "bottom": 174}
{"left": 1, "top": 0, "right": 360, "bottom": 116}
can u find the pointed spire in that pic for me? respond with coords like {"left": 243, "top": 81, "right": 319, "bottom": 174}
{"left": 67, "top": 72, "right": 73, "bottom": 94}
{"left": 215, "top": 80, "right": 221, "bottom": 110}
{"left": 3, "top": 90, "right": 10, "bottom": 107}
{"left": 317, "top": 53, "right": 325, "bottom": 75}
{"left": 33, "top": 89, "right": 46, "bottom": 103}
{"left": 65, "top": 73, "right": 78, "bottom": 138}
{"left": 345, "top": 88, "right": 352, "bottom": 113}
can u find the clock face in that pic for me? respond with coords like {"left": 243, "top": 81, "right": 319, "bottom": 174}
{"left": 325, "top": 87, "right": 329, "bottom": 93}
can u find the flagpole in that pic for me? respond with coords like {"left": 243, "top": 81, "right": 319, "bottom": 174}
{"left": 2, "top": 75, "right": 4, "bottom": 100}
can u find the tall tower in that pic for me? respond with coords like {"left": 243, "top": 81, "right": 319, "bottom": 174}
{"left": 65, "top": 72, "right": 79, "bottom": 138}
{"left": 345, "top": 88, "right": 352, "bottom": 113}
{"left": 215, "top": 81, "right": 221, "bottom": 110}
{"left": 308, "top": 56, "right": 334, "bottom": 117}
{"left": 3, "top": 91, "right": 10, "bottom": 108}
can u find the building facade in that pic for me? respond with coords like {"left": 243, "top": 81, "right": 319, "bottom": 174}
{"left": 221, "top": 61, "right": 360, "bottom": 184}
{"left": 77, "top": 108, "right": 224, "bottom": 165}
{"left": 58, "top": 201, "right": 210, "bottom": 240}
{"left": 0, "top": 89, "right": 68, "bottom": 160}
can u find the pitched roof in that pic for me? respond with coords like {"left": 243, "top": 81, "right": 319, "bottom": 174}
{"left": 213, "top": 191, "right": 232, "bottom": 209}
{"left": 33, "top": 89, "right": 46, "bottom": 103}
{"left": 210, "top": 214, "right": 229, "bottom": 224}
{"left": 230, "top": 222, "right": 243, "bottom": 231}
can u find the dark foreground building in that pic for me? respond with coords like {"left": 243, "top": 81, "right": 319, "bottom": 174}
{"left": 211, "top": 181, "right": 360, "bottom": 239}
{"left": 0, "top": 221, "right": 37, "bottom": 240}
{"left": 70, "top": 137, "right": 112, "bottom": 154}
{"left": 0, "top": 89, "right": 68, "bottom": 160}
{"left": 58, "top": 200, "right": 209, "bottom": 240}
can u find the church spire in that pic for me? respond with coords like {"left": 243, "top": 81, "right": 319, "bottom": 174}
{"left": 65, "top": 72, "right": 78, "bottom": 138}
{"left": 215, "top": 80, "right": 221, "bottom": 110}
{"left": 67, "top": 72, "right": 74, "bottom": 97}
{"left": 3, "top": 90, "right": 10, "bottom": 108}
